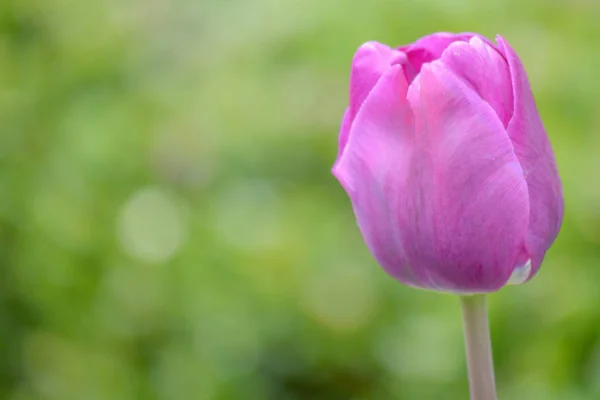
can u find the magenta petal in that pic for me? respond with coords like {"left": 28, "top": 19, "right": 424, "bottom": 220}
{"left": 401, "top": 62, "right": 530, "bottom": 292}
{"left": 349, "top": 42, "right": 407, "bottom": 123}
{"left": 338, "top": 42, "right": 407, "bottom": 164}
{"left": 497, "top": 36, "right": 564, "bottom": 279}
{"left": 401, "top": 32, "right": 474, "bottom": 58}
{"left": 333, "top": 65, "right": 422, "bottom": 286}
{"left": 439, "top": 37, "right": 513, "bottom": 127}
{"left": 334, "top": 108, "right": 352, "bottom": 166}
{"left": 399, "top": 32, "right": 480, "bottom": 82}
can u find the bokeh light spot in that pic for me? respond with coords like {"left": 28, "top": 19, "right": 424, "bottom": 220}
{"left": 117, "top": 187, "right": 187, "bottom": 263}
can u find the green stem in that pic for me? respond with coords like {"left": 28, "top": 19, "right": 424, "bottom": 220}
{"left": 460, "top": 295, "right": 498, "bottom": 400}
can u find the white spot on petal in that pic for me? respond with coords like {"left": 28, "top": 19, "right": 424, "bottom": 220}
{"left": 468, "top": 36, "right": 486, "bottom": 49}
{"left": 507, "top": 259, "right": 532, "bottom": 285}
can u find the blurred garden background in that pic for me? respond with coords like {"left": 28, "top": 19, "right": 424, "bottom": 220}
{"left": 0, "top": 0, "right": 599, "bottom": 399}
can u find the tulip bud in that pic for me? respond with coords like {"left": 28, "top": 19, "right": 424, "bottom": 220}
{"left": 333, "top": 33, "right": 563, "bottom": 293}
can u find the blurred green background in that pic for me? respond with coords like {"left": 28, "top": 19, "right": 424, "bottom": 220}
{"left": 0, "top": 0, "right": 598, "bottom": 399}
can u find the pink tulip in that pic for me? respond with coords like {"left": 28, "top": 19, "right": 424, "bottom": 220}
{"left": 333, "top": 33, "right": 563, "bottom": 293}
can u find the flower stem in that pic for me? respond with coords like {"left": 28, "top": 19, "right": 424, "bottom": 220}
{"left": 460, "top": 295, "right": 498, "bottom": 400}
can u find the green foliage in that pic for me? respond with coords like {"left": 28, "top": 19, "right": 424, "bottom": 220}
{"left": 0, "top": 0, "right": 598, "bottom": 399}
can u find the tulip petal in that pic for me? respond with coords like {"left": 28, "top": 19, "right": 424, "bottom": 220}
{"left": 401, "top": 62, "right": 530, "bottom": 292}
{"left": 334, "top": 108, "right": 352, "bottom": 165}
{"left": 338, "top": 42, "right": 407, "bottom": 164}
{"left": 349, "top": 42, "right": 407, "bottom": 123}
{"left": 333, "top": 65, "right": 425, "bottom": 287}
{"left": 497, "top": 36, "right": 564, "bottom": 278}
{"left": 439, "top": 37, "right": 513, "bottom": 127}
{"left": 399, "top": 32, "right": 485, "bottom": 82}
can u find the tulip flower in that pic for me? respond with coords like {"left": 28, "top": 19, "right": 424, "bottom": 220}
{"left": 332, "top": 33, "right": 563, "bottom": 399}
